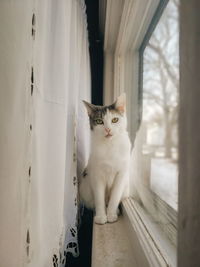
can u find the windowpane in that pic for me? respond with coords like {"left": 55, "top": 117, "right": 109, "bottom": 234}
{"left": 142, "top": 0, "right": 179, "bottom": 211}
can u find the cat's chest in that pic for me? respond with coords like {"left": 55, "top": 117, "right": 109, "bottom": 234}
{"left": 92, "top": 136, "right": 130, "bottom": 167}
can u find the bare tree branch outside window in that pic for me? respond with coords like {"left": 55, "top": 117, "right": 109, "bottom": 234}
{"left": 141, "top": 0, "right": 179, "bottom": 210}
{"left": 143, "top": 0, "right": 179, "bottom": 159}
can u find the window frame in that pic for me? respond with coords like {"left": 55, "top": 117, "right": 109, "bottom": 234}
{"left": 102, "top": 0, "right": 178, "bottom": 265}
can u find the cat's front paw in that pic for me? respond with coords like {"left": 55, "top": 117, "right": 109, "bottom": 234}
{"left": 94, "top": 215, "right": 107, "bottom": 225}
{"left": 107, "top": 213, "right": 118, "bottom": 223}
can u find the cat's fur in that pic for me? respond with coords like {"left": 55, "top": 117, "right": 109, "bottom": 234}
{"left": 79, "top": 93, "right": 131, "bottom": 224}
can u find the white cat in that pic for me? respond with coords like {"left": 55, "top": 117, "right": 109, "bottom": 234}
{"left": 79, "top": 93, "right": 131, "bottom": 224}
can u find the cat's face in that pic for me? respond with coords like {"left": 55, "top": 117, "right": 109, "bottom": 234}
{"left": 83, "top": 93, "right": 127, "bottom": 139}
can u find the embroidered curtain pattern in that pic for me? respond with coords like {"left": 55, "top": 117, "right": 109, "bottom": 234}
{"left": 0, "top": 0, "right": 90, "bottom": 266}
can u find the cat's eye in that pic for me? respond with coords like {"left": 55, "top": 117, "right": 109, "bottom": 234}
{"left": 112, "top": 117, "right": 119, "bottom": 123}
{"left": 95, "top": 119, "right": 104, "bottom": 125}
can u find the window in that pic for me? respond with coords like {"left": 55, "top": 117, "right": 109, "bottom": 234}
{"left": 136, "top": 0, "right": 179, "bottom": 244}
{"left": 95, "top": 0, "right": 183, "bottom": 265}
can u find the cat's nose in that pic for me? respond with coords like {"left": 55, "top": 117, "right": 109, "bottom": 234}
{"left": 105, "top": 127, "right": 111, "bottom": 133}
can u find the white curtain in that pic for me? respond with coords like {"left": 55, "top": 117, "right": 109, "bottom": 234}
{"left": 0, "top": 0, "right": 90, "bottom": 266}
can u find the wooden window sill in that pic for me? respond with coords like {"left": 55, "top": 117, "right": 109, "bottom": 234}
{"left": 92, "top": 215, "right": 137, "bottom": 267}
{"left": 92, "top": 198, "right": 176, "bottom": 267}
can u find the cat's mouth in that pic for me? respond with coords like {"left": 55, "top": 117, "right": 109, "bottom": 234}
{"left": 105, "top": 133, "right": 113, "bottom": 138}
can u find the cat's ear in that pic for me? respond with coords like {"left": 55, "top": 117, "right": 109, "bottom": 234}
{"left": 83, "top": 100, "right": 96, "bottom": 116}
{"left": 115, "top": 93, "right": 126, "bottom": 113}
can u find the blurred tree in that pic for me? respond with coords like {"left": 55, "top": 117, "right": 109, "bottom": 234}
{"left": 143, "top": 0, "right": 179, "bottom": 158}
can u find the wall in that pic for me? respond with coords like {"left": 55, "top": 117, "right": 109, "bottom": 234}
{"left": 178, "top": 1, "right": 200, "bottom": 266}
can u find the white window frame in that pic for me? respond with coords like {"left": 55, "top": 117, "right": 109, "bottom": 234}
{"left": 101, "top": 0, "right": 177, "bottom": 265}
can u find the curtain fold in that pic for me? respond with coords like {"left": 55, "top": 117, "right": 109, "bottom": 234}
{"left": 0, "top": 1, "right": 91, "bottom": 266}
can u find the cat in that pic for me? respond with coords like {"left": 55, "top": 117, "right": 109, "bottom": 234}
{"left": 79, "top": 93, "right": 131, "bottom": 224}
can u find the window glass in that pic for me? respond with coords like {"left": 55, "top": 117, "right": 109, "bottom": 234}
{"left": 142, "top": 0, "right": 179, "bottom": 211}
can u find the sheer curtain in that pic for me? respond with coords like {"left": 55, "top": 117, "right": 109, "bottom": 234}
{"left": 0, "top": 0, "right": 90, "bottom": 266}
